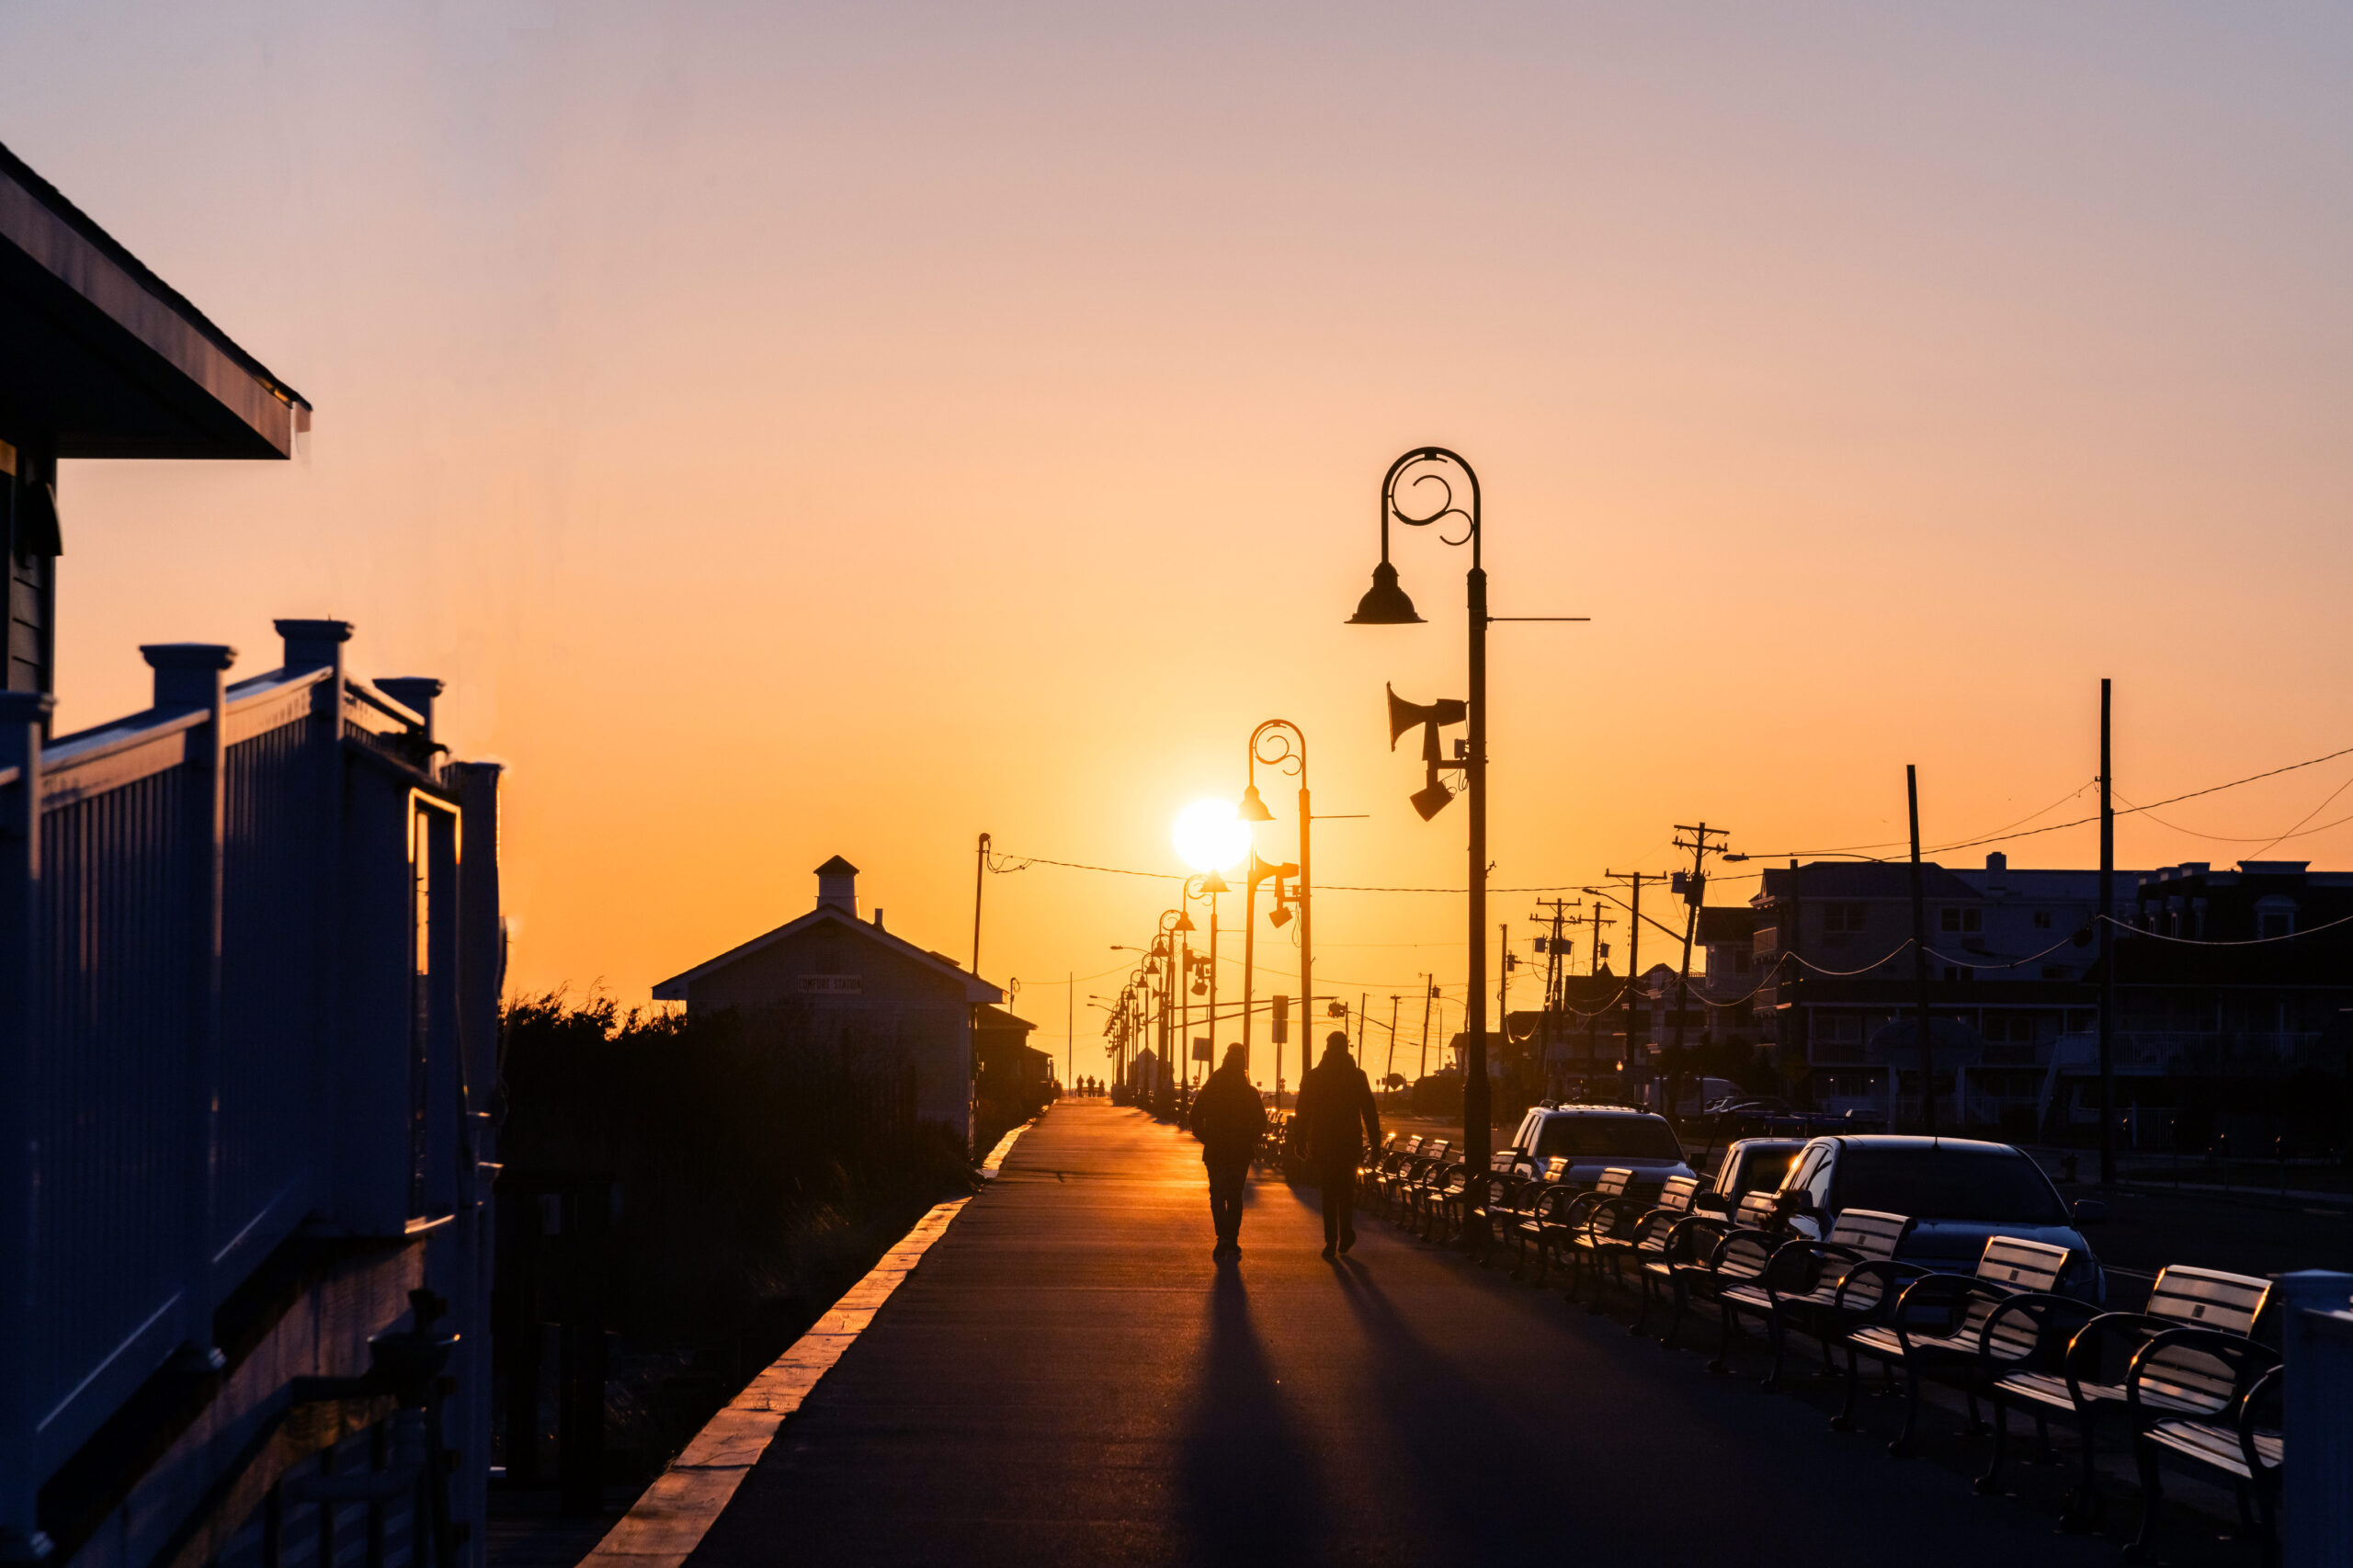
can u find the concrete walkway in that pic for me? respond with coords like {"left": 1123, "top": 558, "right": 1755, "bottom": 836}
{"left": 685, "top": 1100, "right": 2137, "bottom": 1567}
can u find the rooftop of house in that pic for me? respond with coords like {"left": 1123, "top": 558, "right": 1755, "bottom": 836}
{"left": 651, "top": 856, "right": 1003, "bottom": 1004}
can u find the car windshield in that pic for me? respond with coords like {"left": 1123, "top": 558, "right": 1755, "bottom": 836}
{"left": 1831, "top": 1145, "right": 2067, "bottom": 1224}
{"left": 1535, "top": 1117, "right": 1682, "bottom": 1161}
{"left": 1727, "top": 1147, "right": 1795, "bottom": 1194}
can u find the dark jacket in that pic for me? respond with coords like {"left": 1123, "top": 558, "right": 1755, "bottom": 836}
{"left": 1294, "top": 1054, "right": 1381, "bottom": 1170}
{"left": 1188, "top": 1063, "right": 1267, "bottom": 1165}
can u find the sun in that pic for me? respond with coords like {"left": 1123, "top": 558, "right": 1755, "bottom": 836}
{"left": 1172, "top": 798, "right": 1250, "bottom": 873}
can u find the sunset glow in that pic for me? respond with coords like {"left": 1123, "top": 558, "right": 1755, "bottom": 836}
{"left": 1172, "top": 798, "right": 1251, "bottom": 875}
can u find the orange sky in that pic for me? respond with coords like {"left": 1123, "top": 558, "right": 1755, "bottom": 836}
{"left": 11, "top": 3, "right": 2352, "bottom": 1086}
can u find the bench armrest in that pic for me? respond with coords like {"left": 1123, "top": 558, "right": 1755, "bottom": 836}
{"left": 1978, "top": 1291, "right": 2099, "bottom": 1373}
{"left": 2059, "top": 1311, "right": 2168, "bottom": 1405}
{"left": 1759, "top": 1237, "right": 1843, "bottom": 1301}
{"left": 2124, "top": 1327, "right": 2277, "bottom": 1428}
{"left": 1832, "top": 1259, "right": 1933, "bottom": 1319}
{"left": 2236, "top": 1364, "right": 2284, "bottom": 1480}
{"left": 1581, "top": 1195, "right": 1644, "bottom": 1244}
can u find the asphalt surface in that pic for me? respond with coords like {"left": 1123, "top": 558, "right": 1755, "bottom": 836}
{"left": 683, "top": 1100, "right": 2167, "bottom": 1567}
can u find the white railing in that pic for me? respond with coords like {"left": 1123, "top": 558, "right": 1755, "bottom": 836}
{"left": 0, "top": 619, "right": 502, "bottom": 1563}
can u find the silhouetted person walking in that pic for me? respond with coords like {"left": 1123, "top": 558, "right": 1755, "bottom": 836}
{"left": 1294, "top": 1031, "right": 1381, "bottom": 1259}
{"left": 1188, "top": 1044, "right": 1267, "bottom": 1258}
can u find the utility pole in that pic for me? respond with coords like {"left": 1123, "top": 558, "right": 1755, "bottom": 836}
{"left": 972, "top": 832, "right": 989, "bottom": 974}
{"left": 1667, "top": 824, "right": 1732, "bottom": 1125}
{"left": 1357, "top": 990, "right": 1369, "bottom": 1060}
{"left": 1606, "top": 869, "right": 1658, "bottom": 1097}
{"left": 1906, "top": 767, "right": 1939, "bottom": 1137}
{"left": 1529, "top": 897, "right": 1574, "bottom": 1094}
{"left": 1570, "top": 892, "right": 1616, "bottom": 1092}
{"left": 1784, "top": 859, "right": 1804, "bottom": 1102}
{"left": 1384, "top": 994, "right": 1403, "bottom": 1091}
{"left": 2098, "top": 678, "right": 2116, "bottom": 1187}
{"left": 1066, "top": 971, "right": 1074, "bottom": 1088}
{"left": 1418, "top": 974, "right": 1437, "bottom": 1081}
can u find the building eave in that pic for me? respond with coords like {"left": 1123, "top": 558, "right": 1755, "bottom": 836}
{"left": 652, "top": 908, "right": 1003, "bottom": 1005}
{"left": 0, "top": 141, "right": 310, "bottom": 459}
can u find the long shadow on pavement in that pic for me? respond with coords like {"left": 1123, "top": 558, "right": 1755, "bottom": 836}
{"left": 1330, "top": 1258, "right": 1561, "bottom": 1554}
{"left": 1180, "top": 1264, "right": 1326, "bottom": 1567}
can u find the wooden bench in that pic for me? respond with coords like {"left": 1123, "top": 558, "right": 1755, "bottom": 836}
{"left": 1373, "top": 1136, "right": 1431, "bottom": 1218}
{"left": 1384, "top": 1141, "right": 1451, "bottom": 1229}
{"left": 2124, "top": 1332, "right": 2282, "bottom": 1564}
{"left": 1715, "top": 1209, "right": 1916, "bottom": 1390}
{"left": 1437, "top": 1149, "right": 1521, "bottom": 1249}
{"left": 1654, "top": 1188, "right": 1783, "bottom": 1349}
{"left": 1977, "top": 1266, "right": 2271, "bottom": 1527}
{"left": 1572, "top": 1173, "right": 1703, "bottom": 1312}
{"left": 1410, "top": 1159, "right": 1469, "bottom": 1240}
{"left": 1503, "top": 1157, "right": 1574, "bottom": 1280}
{"left": 1356, "top": 1131, "right": 1398, "bottom": 1188}
{"left": 1836, "top": 1234, "right": 2077, "bottom": 1456}
{"left": 1540, "top": 1167, "right": 1633, "bottom": 1298}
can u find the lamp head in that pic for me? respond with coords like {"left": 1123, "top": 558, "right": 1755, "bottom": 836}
{"left": 1199, "top": 869, "right": 1231, "bottom": 895}
{"left": 1236, "top": 783, "right": 1275, "bottom": 823}
{"left": 1348, "top": 560, "right": 1422, "bottom": 625}
{"left": 1267, "top": 902, "right": 1294, "bottom": 929}
{"left": 1409, "top": 773, "right": 1454, "bottom": 821}
{"left": 1172, "top": 910, "right": 1196, "bottom": 932}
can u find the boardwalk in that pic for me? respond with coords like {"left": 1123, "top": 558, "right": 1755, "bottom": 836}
{"left": 686, "top": 1099, "right": 2122, "bottom": 1567}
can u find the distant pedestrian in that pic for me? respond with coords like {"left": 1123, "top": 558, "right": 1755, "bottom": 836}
{"left": 1294, "top": 1031, "right": 1381, "bottom": 1259}
{"left": 1188, "top": 1045, "right": 1267, "bottom": 1259}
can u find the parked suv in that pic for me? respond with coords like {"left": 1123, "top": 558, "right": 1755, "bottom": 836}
{"left": 1506, "top": 1105, "right": 1696, "bottom": 1199}
{"left": 1777, "top": 1135, "right": 2109, "bottom": 1302}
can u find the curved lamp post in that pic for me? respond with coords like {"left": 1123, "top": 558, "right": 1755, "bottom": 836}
{"left": 1348, "top": 448, "right": 1583, "bottom": 1249}
{"left": 1180, "top": 871, "right": 1222, "bottom": 1087}
{"left": 1238, "top": 721, "right": 1310, "bottom": 1099}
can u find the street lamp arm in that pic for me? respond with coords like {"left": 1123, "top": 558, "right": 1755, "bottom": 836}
{"left": 1247, "top": 719, "right": 1307, "bottom": 788}
{"left": 1383, "top": 446, "right": 1482, "bottom": 569}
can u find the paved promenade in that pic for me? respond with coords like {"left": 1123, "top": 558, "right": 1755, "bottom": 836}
{"left": 685, "top": 1099, "right": 2127, "bottom": 1567}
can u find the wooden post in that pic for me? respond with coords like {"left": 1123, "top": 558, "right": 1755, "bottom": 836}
{"left": 2098, "top": 680, "right": 2117, "bottom": 1187}
{"left": 145, "top": 642, "right": 236, "bottom": 1369}
{"left": 1906, "top": 766, "right": 1938, "bottom": 1137}
{"left": 0, "top": 691, "right": 54, "bottom": 1559}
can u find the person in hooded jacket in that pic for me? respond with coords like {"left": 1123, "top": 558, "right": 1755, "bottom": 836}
{"left": 1293, "top": 1031, "right": 1381, "bottom": 1258}
{"left": 1188, "top": 1044, "right": 1267, "bottom": 1258}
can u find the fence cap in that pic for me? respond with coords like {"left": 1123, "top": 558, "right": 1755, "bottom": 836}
{"left": 275, "top": 619, "right": 355, "bottom": 670}
{"left": 140, "top": 643, "right": 237, "bottom": 671}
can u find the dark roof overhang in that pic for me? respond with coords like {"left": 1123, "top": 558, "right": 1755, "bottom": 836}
{"left": 0, "top": 141, "right": 310, "bottom": 459}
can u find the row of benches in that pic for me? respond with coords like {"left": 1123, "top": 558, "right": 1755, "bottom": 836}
{"left": 1355, "top": 1133, "right": 2289, "bottom": 1563}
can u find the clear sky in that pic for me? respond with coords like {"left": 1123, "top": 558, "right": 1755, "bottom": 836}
{"left": 8, "top": 2, "right": 2351, "bottom": 1085}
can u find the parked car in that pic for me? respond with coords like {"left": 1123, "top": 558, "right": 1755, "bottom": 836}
{"left": 1776, "top": 1135, "right": 2109, "bottom": 1302}
{"left": 1506, "top": 1105, "right": 1697, "bottom": 1199}
{"left": 1696, "top": 1136, "right": 1805, "bottom": 1214}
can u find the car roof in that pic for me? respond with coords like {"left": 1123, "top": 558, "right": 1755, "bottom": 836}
{"left": 1725, "top": 1137, "right": 1807, "bottom": 1153}
{"left": 1531, "top": 1106, "right": 1663, "bottom": 1119}
{"left": 1805, "top": 1135, "right": 2021, "bottom": 1155}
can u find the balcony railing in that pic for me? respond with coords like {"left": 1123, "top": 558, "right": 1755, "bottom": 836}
{"left": 0, "top": 619, "right": 502, "bottom": 1556}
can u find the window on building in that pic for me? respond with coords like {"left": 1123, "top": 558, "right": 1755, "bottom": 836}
{"left": 1823, "top": 903, "right": 1867, "bottom": 934}
{"left": 1940, "top": 965, "right": 1975, "bottom": 982}
{"left": 2032, "top": 910, "right": 2052, "bottom": 930}
{"left": 1938, "top": 907, "right": 1983, "bottom": 934}
{"left": 2260, "top": 911, "right": 2293, "bottom": 939}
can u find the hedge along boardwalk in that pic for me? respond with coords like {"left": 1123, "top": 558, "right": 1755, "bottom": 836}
{"left": 577, "top": 1118, "right": 1041, "bottom": 1568}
